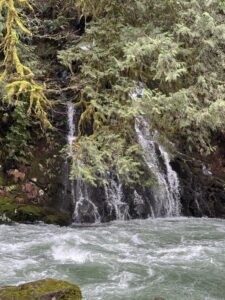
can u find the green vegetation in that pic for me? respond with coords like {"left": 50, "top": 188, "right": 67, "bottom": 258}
{"left": 0, "top": 194, "right": 71, "bottom": 225}
{"left": 0, "top": 0, "right": 224, "bottom": 185}
{"left": 0, "top": 0, "right": 51, "bottom": 128}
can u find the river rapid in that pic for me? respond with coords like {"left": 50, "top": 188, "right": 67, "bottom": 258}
{"left": 0, "top": 218, "right": 225, "bottom": 300}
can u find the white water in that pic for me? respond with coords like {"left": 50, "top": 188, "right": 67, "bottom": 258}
{"left": 65, "top": 102, "right": 101, "bottom": 223}
{"left": 65, "top": 87, "right": 181, "bottom": 222}
{"left": 135, "top": 116, "right": 181, "bottom": 217}
{"left": 67, "top": 102, "right": 76, "bottom": 157}
{"left": 104, "top": 176, "right": 130, "bottom": 220}
{"left": 131, "top": 82, "right": 181, "bottom": 217}
{"left": 73, "top": 180, "right": 101, "bottom": 223}
{"left": 1, "top": 218, "right": 225, "bottom": 300}
{"left": 61, "top": 102, "right": 76, "bottom": 210}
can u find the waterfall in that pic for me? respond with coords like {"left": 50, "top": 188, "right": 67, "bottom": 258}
{"left": 104, "top": 176, "right": 130, "bottom": 220}
{"left": 133, "top": 190, "right": 155, "bottom": 218}
{"left": 65, "top": 102, "right": 101, "bottom": 223}
{"left": 61, "top": 102, "right": 76, "bottom": 211}
{"left": 65, "top": 102, "right": 76, "bottom": 209}
{"left": 131, "top": 82, "right": 181, "bottom": 217}
{"left": 135, "top": 116, "right": 181, "bottom": 217}
{"left": 73, "top": 179, "right": 101, "bottom": 223}
{"left": 67, "top": 102, "right": 76, "bottom": 157}
{"left": 62, "top": 90, "right": 181, "bottom": 222}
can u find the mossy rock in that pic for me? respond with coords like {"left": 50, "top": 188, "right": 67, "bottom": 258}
{"left": 0, "top": 195, "right": 71, "bottom": 226}
{"left": 0, "top": 278, "right": 82, "bottom": 300}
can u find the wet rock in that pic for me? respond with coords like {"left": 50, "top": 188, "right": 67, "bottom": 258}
{"left": 0, "top": 278, "right": 82, "bottom": 300}
{"left": 172, "top": 155, "right": 225, "bottom": 218}
{"left": 0, "top": 163, "right": 72, "bottom": 226}
{"left": 0, "top": 194, "right": 71, "bottom": 226}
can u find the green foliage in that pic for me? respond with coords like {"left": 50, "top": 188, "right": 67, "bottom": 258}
{"left": 70, "top": 133, "right": 143, "bottom": 186}
{"left": 58, "top": 5, "right": 146, "bottom": 185}
{"left": 58, "top": 0, "right": 225, "bottom": 185}
{"left": 2, "top": 102, "right": 32, "bottom": 164}
{"left": 1, "top": 0, "right": 224, "bottom": 184}
{"left": 0, "top": 0, "right": 53, "bottom": 166}
{"left": 0, "top": 0, "right": 51, "bottom": 128}
{"left": 136, "top": 0, "right": 225, "bottom": 154}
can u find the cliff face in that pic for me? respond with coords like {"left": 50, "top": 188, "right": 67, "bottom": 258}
{"left": 173, "top": 155, "right": 225, "bottom": 218}
{"left": 1, "top": 113, "right": 225, "bottom": 224}
{"left": 0, "top": 146, "right": 71, "bottom": 226}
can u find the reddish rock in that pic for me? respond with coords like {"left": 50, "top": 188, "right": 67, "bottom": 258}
{"left": 7, "top": 169, "right": 26, "bottom": 183}
{"left": 22, "top": 182, "right": 39, "bottom": 199}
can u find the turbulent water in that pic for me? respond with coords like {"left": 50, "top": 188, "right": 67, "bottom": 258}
{"left": 0, "top": 218, "right": 225, "bottom": 300}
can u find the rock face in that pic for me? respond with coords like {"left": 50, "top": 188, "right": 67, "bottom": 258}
{"left": 0, "top": 193, "right": 71, "bottom": 226}
{"left": 172, "top": 155, "right": 225, "bottom": 218}
{"left": 0, "top": 279, "right": 82, "bottom": 300}
{"left": 1, "top": 140, "right": 225, "bottom": 225}
{"left": 0, "top": 167, "right": 72, "bottom": 226}
{"left": 56, "top": 152, "right": 225, "bottom": 223}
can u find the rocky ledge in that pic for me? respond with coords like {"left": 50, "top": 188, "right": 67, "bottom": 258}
{"left": 0, "top": 193, "right": 71, "bottom": 226}
{"left": 0, "top": 279, "right": 82, "bottom": 300}
{"left": 0, "top": 169, "right": 71, "bottom": 226}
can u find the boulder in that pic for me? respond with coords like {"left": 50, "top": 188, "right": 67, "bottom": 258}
{"left": 0, "top": 278, "right": 82, "bottom": 300}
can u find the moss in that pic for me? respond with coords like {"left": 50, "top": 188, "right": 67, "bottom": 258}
{"left": 44, "top": 211, "right": 72, "bottom": 226}
{"left": 0, "top": 194, "right": 16, "bottom": 222}
{"left": 0, "top": 278, "right": 82, "bottom": 300}
{"left": 0, "top": 195, "right": 71, "bottom": 226}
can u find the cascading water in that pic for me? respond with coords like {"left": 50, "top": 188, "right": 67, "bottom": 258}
{"left": 132, "top": 83, "right": 181, "bottom": 217}
{"left": 65, "top": 102, "right": 101, "bottom": 223}
{"left": 67, "top": 102, "right": 76, "bottom": 157}
{"left": 63, "top": 85, "right": 181, "bottom": 222}
{"left": 61, "top": 102, "right": 76, "bottom": 211}
{"left": 135, "top": 116, "right": 181, "bottom": 217}
{"left": 104, "top": 176, "right": 130, "bottom": 220}
{"left": 73, "top": 178, "right": 101, "bottom": 223}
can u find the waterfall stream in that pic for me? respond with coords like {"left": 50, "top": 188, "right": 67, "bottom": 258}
{"left": 135, "top": 116, "right": 181, "bottom": 217}
{"left": 132, "top": 82, "right": 181, "bottom": 217}
{"left": 64, "top": 94, "right": 181, "bottom": 222}
{"left": 65, "top": 102, "right": 101, "bottom": 223}
{"left": 104, "top": 176, "right": 130, "bottom": 220}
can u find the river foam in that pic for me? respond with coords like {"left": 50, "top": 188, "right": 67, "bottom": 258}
{"left": 0, "top": 218, "right": 225, "bottom": 300}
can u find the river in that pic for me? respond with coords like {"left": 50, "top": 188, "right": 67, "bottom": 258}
{"left": 0, "top": 218, "right": 225, "bottom": 300}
